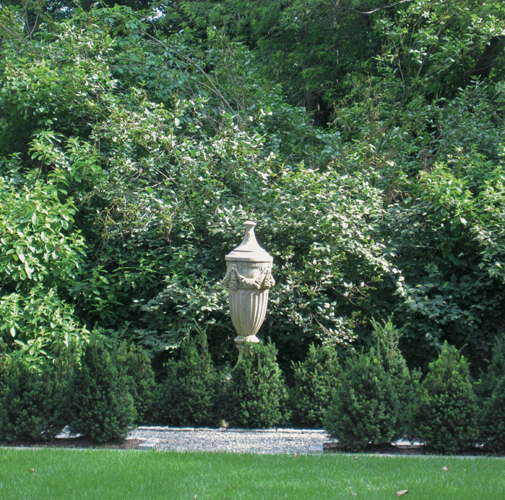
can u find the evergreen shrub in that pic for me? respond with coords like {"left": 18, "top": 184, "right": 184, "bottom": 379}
{"left": 68, "top": 336, "right": 136, "bottom": 442}
{"left": 290, "top": 343, "right": 341, "bottom": 428}
{"left": 223, "top": 341, "right": 290, "bottom": 428}
{"left": 411, "top": 343, "right": 479, "bottom": 453}
{"left": 0, "top": 356, "right": 67, "bottom": 441}
{"left": 157, "top": 332, "right": 221, "bottom": 427}
{"left": 371, "top": 318, "right": 418, "bottom": 437}
{"left": 481, "top": 376, "right": 505, "bottom": 452}
{"left": 119, "top": 343, "right": 157, "bottom": 424}
{"left": 480, "top": 336, "right": 505, "bottom": 451}
{"left": 323, "top": 353, "right": 400, "bottom": 450}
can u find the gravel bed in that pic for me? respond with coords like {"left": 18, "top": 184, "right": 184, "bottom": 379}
{"left": 130, "top": 427, "right": 329, "bottom": 454}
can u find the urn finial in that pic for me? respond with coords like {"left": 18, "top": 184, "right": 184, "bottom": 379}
{"left": 222, "top": 221, "right": 275, "bottom": 359}
{"left": 225, "top": 221, "right": 273, "bottom": 263}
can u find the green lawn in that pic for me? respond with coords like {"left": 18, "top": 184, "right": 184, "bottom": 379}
{"left": 0, "top": 448, "right": 503, "bottom": 500}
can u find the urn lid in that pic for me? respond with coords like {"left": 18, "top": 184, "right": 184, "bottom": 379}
{"left": 225, "top": 221, "right": 273, "bottom": 263}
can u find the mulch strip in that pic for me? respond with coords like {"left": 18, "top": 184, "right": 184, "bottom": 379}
{"left": 324, "top": 442, "right": 425, "bottom": 455}
{"left": 0, "top": 437, "right": 145, "bottom": 449}
{"left": 323, "top": 442, "right": 505, "bottom": 456}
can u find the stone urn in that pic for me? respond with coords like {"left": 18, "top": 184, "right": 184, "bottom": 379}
{"left": 222, "top": 221, "right": 275, "bottom": 357}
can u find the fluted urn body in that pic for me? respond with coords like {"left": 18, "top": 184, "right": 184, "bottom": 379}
{"left": 222, "top": 221, "right": 275, "bottom": 356}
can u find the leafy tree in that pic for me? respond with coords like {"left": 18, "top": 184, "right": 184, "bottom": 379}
{"left": 0, "top": 168, "right": 89, "bottom": 361}
{"left": 0, "top": 0, "right": 505, "bottom": 375}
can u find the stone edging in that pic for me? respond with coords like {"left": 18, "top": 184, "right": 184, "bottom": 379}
{"left": 136, "top": 426, "right": 327, "bottom": 434}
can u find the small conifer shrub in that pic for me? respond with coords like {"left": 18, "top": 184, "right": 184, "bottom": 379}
{"left": 68, "top": 336, "right": 136, "bottom": 442}
{"left": 223, "top": 341, "right": 290, "bottom": 428}
{"left": 119, "top": 343, "right": 157, "bottom": 424}
{"left": 323, "top": 353, "right": 400, "bottom": 450}
{"left": 480, "top": 336, "right": 505, "bottom": 451}
{"left": 371, "top": 318, "right": 418, "bottom": 438}
{"left": 411, "top": 343, "right": 479, "bottom": 453}
{"left": 290, "top": 343, "right": 341, "bottom": 428}
{"left": 481, "top": 376, "right": 505, "bottom": 452}
{"left": 157, "top": 331, "right": 220, "bottom": 427}
{"left": 0, "top": 356, "right": 67, "bottom": 442}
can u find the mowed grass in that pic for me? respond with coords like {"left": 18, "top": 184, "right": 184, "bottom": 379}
{"left": 0, "top": 448, "right": 503, "bottom": 500}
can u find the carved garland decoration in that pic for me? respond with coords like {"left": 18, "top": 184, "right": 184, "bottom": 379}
{"left": 222, "top": 264, "right": 275, "bottom": 291}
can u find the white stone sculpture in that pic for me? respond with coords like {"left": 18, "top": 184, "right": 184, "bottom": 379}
{"left": 222, "top": 221, "right": 275, "bottom": 357}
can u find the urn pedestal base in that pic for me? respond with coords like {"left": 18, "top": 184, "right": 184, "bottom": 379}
{"left": 234, "top": 335, "right": 261, "bottom": 359}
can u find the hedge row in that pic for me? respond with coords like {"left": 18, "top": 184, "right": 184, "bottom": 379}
{"left": 0, "top": 338, "right": 156, "bottom": 443}
{"left": 322, "top": 323, "right": 505, "bottom": 453}
{"left": 1, "top": 325, "right": 505, "bottom": 452}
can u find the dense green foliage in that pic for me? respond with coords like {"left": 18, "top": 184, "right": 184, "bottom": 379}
{"left": 0, "top": 174, "right": 89, "bottom": 362}
{"left": 411, "top": 343, "right": 479, "bottom": 453}
{"left": 223, "top": 342, "right": 289, "bottom": 428}
{"left": 290, "top": 343, "right": 341, "bottom": 428}
{"left": 0, "top": 341, "right": 8, "bottom": 400}
{"left": 0, "top": 0, "right": 504, "bottom": 379}
{"left": 478, "top": 335, "right": 505, "bottom": 400}
{"left": 68, "top": 337, "right": 136, "bottom": 442}
{"left": 157, "top": 331, "right": 221, "bottom": 426}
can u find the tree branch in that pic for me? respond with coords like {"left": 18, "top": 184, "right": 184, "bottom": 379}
{"left": 142, "top": 31, "right": 237, "bottom": 118}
